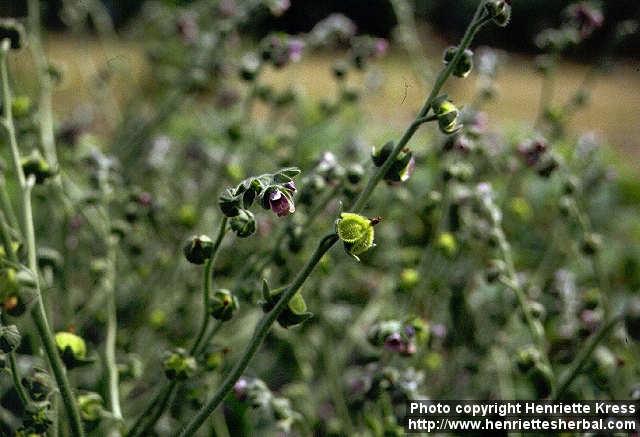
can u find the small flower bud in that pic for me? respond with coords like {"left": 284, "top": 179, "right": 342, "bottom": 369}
{"left": 435, "top": 232, "right": 457, "bottom": 258}
{"left": 625, "top": 297, "right": 640, "bottom": 341}
{"left": 239, "top": 54, "right": 261, "bottom": 81}
{"left": 485, "top": 259, "right": 506, "bottom": 283}
{"left": 443, "top": 47, "right": 474, "bottom": 78}
{"left": 558, "top": 195, "right": 575, "bottom": 218}
{"left": 77, "top": 392, "right": 104, "bottom": 422}
{"left": 336, "top": 212, "right": 376, "bottom": 260}
{"left": 208, "top": 289, "right": 239, "bottom": 321}
{"left": 346, "top": 163, "right": 365, "bottom": 185}
{"left": 399, "top": 268, "right": 420, "bottom": 291}
{"left": 219, "top": 188, "right": 241, "bottom": 217}
{"left": 23, "top": 402, "right": 53, "bottom": 433}
{"left": 12, "top": 95, "right": 31, "bottom": 118}
{"left": 22, "top": 368, "right": 53, "bottom": 402}
{"left": 485, "top": 1, "right": 512, "bottom": 27}
{"left": 582, "top": 287, "right": 601, "bottom": 310}
{"left": 332, "top": 61, "right": 348, "bottom": 80}
{"left": 580, "top": 232, "right": 602, "bottom": 256}
{"left": 21, "top": 153, "right": 55, "bottom": 184}
{"left": 371, "top": 141, "right": 394, "bottom": 167}
{"left": 55, "top": 331, "right": 91, "bottom": 369}
{"left": 526, "top": 301, "right": 546, "bottom": 321}
{"left": 229, "top": 209, "right": 256, "bottom": 238}
{"left": 515, "top": 346, "right": 541, "bottom": 373}
{"left": 183, "top": 235, "right": 214, "bottom": 265}
{"left": 163, "top": 348, "right": 197, "bottom": 380}
{"left": 431, "top": 96, "right": 462, "bottom": 135}
{"left": 536, "top": 154, "right": 560, "bottom": 178}
{"left": 0, "top": 324, "right": 21, "bottom": 353}
{"left": 0, "top": 19, "right": 26, "bottom": 50}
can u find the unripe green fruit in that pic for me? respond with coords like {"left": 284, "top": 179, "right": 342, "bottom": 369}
{"left": 183, "top": 235, "right": 214, "bottom": 265}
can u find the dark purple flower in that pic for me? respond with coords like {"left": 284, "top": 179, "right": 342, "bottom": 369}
{"left": 518, "top": 139, "right": 548, "bottom": 167}
{"left": 431, "top": 323, "right": 447, "bottom": 339}
{"left": 383, "top": 333, "right": 404, "bottom": 352}
{"left": 233, "top": 378, "right": 248, "bottom": 399}
{"left": 568, "top": 2, "right": 604, "bottom": 38}
{"left": 268, "top": 189, "right": 295, "bottom": 217}
{"left": 283, "top": 181, "right": 296, "bottom": 193}
{"left": 374, "top": 38, "right": 389, "bottom": 57}
{"left": 176, "top": 13, "right": 198, "bottom": 45}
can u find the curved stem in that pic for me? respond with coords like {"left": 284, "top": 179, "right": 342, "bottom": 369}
{"left": 1, "top": 40, "right": 84, "bottom": 436}
{"left": 8, "top": 349, "right": 29, "bottom": 406}
{"left": 177, "top": 4, "right": 492, "bottom": 435}
{"left": 104, "top": 235, "right": 122, "bottom": 421}
{"left": 552, "top": 314, "right": 624, "bottom": 400}
{"left": 177, "top": 234, "right": 339, "bottom": 436}
{"left": 351, "top": 9, "right": 490, "bottom": 214}
{"left": 127, "top": 217, "right": 228, "bottom": 437}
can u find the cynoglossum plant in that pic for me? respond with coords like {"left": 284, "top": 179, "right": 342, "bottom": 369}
{"left": 177, "top": 2, "right": 508, "bottom": 434}
{"left": 0, "top": 35, "right": 85, "bottom": 435}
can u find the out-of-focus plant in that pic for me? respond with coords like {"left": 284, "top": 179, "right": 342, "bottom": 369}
{"left": 0, "top": 0, "right": 639, "bottom": 435}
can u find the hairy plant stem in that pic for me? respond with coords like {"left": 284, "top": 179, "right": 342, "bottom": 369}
{"left": 27, "top": 0, "right": 58, "bottom": 170}
{"left": 104, "top": 235, "right": 122, "bottom": 421}
{"left": 127, "top": 217, "right": 228, "bottom": 437}
{"left": 552, "top": 314, "right": 624, "bottom": 400}
{"left": 178, "top": 4, "right": 492, "bottom": 435}
{"left": 1, "top": 39, "right": 85, "bottom": 436}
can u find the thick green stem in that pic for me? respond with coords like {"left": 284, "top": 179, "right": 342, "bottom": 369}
{"left": 552, "top": 314, "right": 624, "bottom": 400}
{"left": 177, "top": 4, "right": 492, "bottom": 435}
{"left": 351, "top": 7, "right": 489, "bottom": 214}
{"left": 104, "top": 235, "right": 122, "bottom": 421}
{"left": 28, "top": 0, "right": 59, "bottom": 170}
{"left": 1, "top": 40, "right": 85, "bottom": 437}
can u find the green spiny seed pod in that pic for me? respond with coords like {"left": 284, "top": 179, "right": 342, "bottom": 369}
{"left": 443, "top": 47, "right": 474, "bottom": 78}
{"left": 77, "top": 392, "right": 104, "bottom": 422}
{"left": 183, "top": 235, "right": 214, "bottom": 265}
{"left": 12, "top": 95, "right": 31, "bottom": 118}
{"left": 625, "top": 297, "right": 640, "bottom": 341}
{"left": 229, "top": 209, "right": 256, "bottom": 238}
{"left": 431, "top": 96, "right": 462, "bottom": 135}
{"left": 515, "top": 346, "right": 541, "bottom": 373}
{"left": 208, "top": 289, "right": 239, "bottom": 321}
{"left": 336, "top": 213, "right": 377, "bottom": 260}
{"left": 485, "top": 1, "right": 512, "bottom": 27}
{"left": 261, "top": 280, "right": 313, "bottom": 328}
{"left": 0, "top": 324, "right": 21, "bottom": 353}
{"left": 163, "top": 348, "right": 197, "bottom": 380}
{"left": 21, "top": 153, "right": 55, "bottom": 184}
{"left": 399, "top": 268, "right": 420, "bottom": 291}
{"left": 55, "top": 332, "right": 89, "bottom": 369}
{"left": 0, "top": 19, "right": 26, "bottom": 50}
{"left": 371, "top": 141, "right": 394, "bottom": 167}
{"left": 436, "top": 232, "right": 457, "bottom": 258}
{"left": 580, "top": 233, "right": 602, "bottom": 256}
